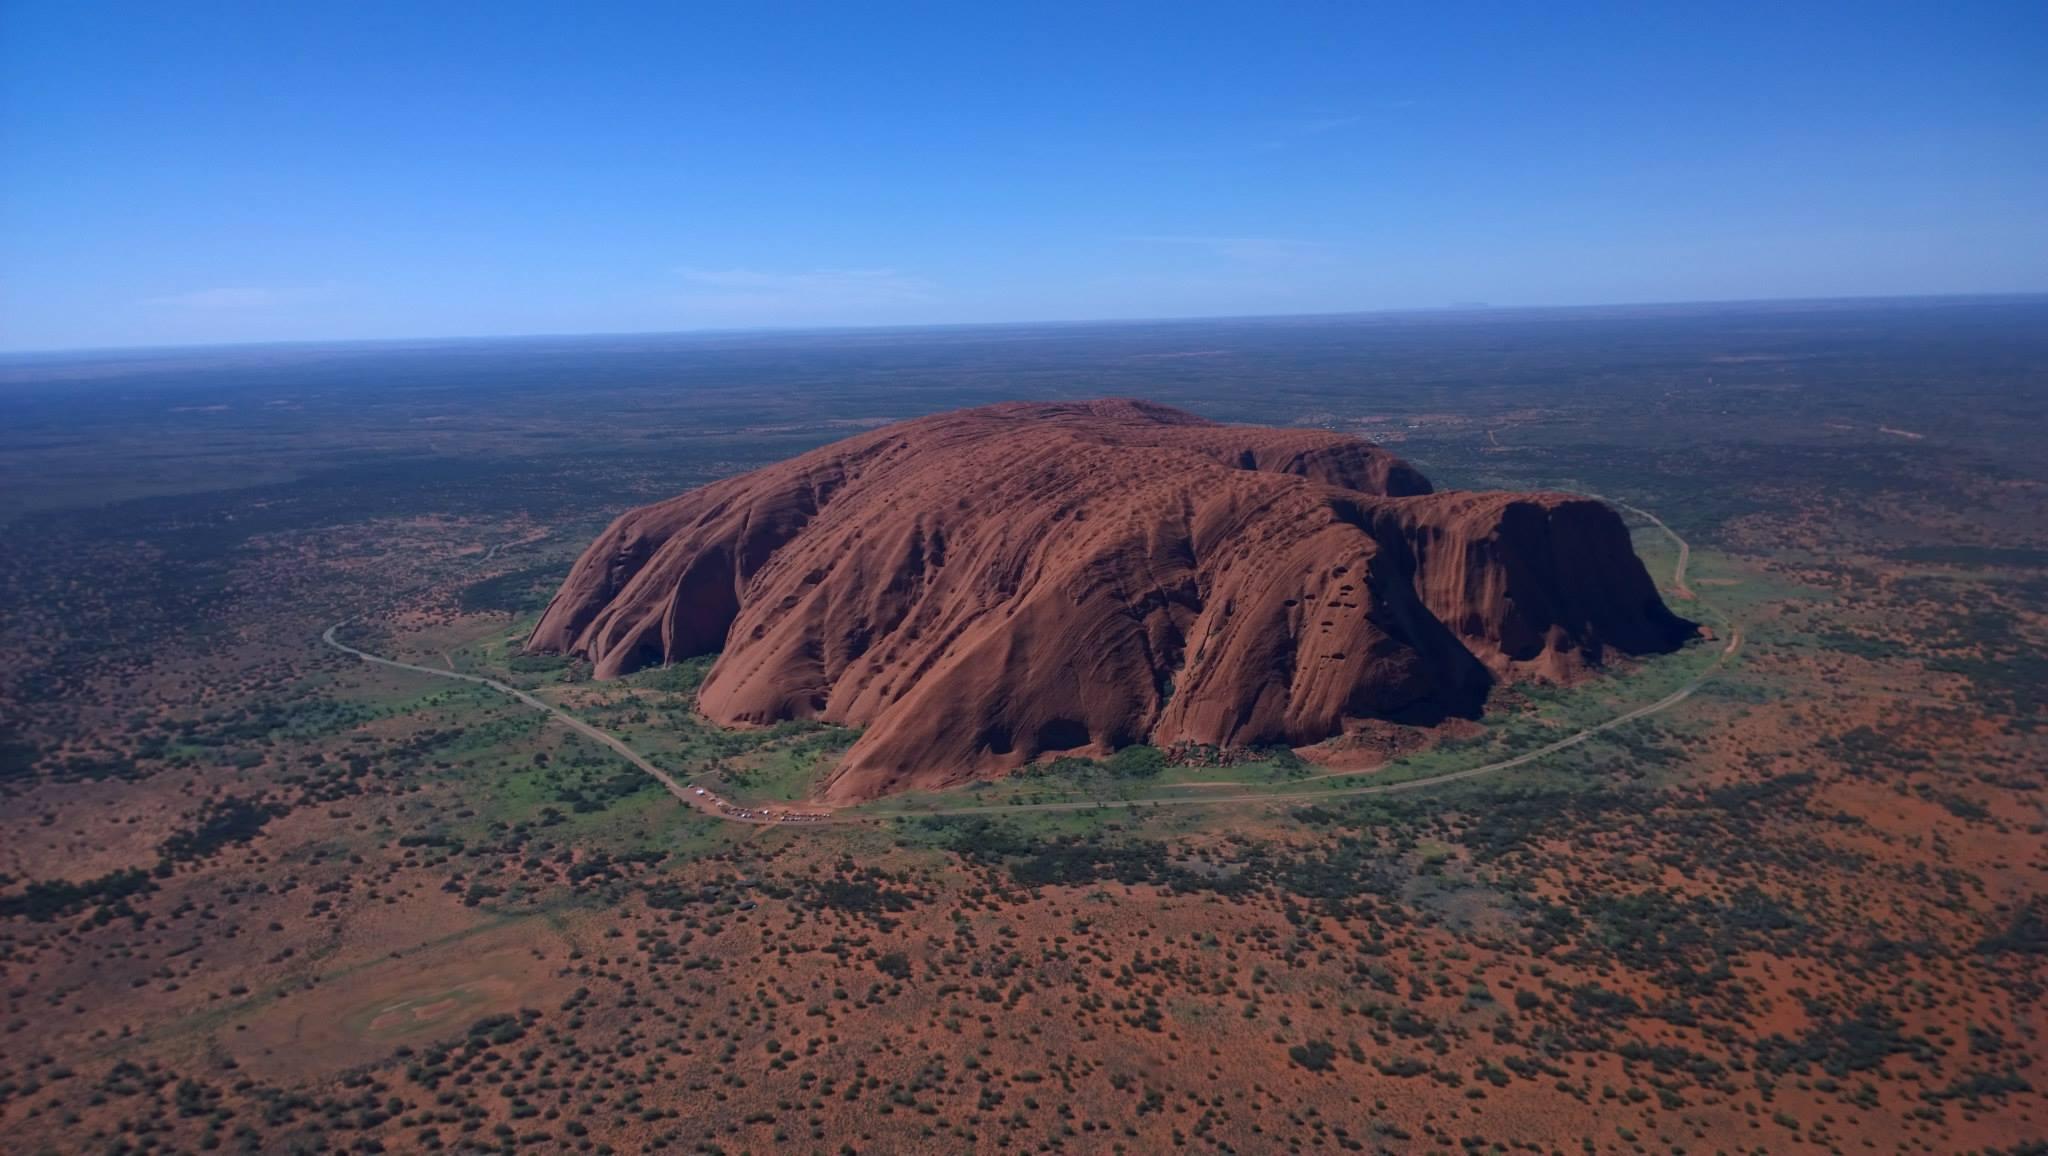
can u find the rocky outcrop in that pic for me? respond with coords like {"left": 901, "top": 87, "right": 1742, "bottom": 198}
{"left": 528, "top": 400, "right": 1694, "bottom": 802}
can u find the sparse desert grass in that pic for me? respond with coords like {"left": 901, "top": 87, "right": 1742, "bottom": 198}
{"left": 2, "top": 308, "right": 2043, "bottom": 1154}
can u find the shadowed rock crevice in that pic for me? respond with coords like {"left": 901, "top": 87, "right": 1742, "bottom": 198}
{"left": 528, "top": 400, "right": 1695, "bottom": 802}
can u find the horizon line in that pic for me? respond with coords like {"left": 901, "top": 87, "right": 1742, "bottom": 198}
{"left": 4, "top": 289, "right": 2045, "bottom": 359}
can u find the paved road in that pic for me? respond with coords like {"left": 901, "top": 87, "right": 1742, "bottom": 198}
{"left": 1589, "top": 494, "right": 1694, "bottom": 601}
{"left": 324, "top": 498, "right": 1733, "bottom": 825}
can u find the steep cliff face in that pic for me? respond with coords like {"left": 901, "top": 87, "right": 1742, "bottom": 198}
{"left": 527, "top": 400, "right": 1694, "bottom": 802}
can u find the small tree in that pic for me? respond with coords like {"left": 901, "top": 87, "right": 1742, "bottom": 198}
{"left": 1289, "top": 1040, "right": 1337, "bottom": 1072}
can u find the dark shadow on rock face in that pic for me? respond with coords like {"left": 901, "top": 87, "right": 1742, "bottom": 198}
{"left": 527, "top": 399, "right": 1697, "bottom": 802}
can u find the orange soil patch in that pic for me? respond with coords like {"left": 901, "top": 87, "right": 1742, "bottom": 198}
{"left": 225, "top": 917, "right": 576, "bottom": 1082}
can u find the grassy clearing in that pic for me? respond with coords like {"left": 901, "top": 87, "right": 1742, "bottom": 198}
{"left": 717, "top": 729, "right": 854, "bottom": 803}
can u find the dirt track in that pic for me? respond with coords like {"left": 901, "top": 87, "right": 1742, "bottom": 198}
{"left": 875, "top": 625, "right": 1739, "bottom": 819}
{"left": 322, "top": 498, "right": 1733, "bottom": 825}
{"left": 1590, "top": 494, "right": 1695, "bottom": 601}
{"left": 320, "top": 620, "right": 781, "bottom": 825}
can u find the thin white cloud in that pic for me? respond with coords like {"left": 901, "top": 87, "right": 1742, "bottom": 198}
{"left": 1254, "top": 113, "right": 1363, "bottom": 151}
{"left": 670, "top": 267, "right": 935, "bottom": 323}
{"left": 144, "top": 286, "right": 329, "bottom": 310}
{"left": 1127, "top": 235, "right": 1335, "bottom": 266}
{"left": 1257, "top": 106, "right": 1415, "bottom": 150}
{"left": 1281, "top": 114, "right": 1362, "bottom": 137}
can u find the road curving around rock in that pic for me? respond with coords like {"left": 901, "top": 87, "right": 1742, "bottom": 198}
{"left": 323, "top": 498, "right": 1736, "bottom": 827}
{"left": 320, "top": 618, "right": 800, "bottom": 826}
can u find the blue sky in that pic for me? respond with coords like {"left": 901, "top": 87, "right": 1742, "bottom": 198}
{"left": 2, "top": 1, "right": 2043, "bottom": 350}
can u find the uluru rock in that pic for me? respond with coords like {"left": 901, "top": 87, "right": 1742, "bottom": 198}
{"left": 527, "top": 400, "right": 1695, "bottom": 803}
